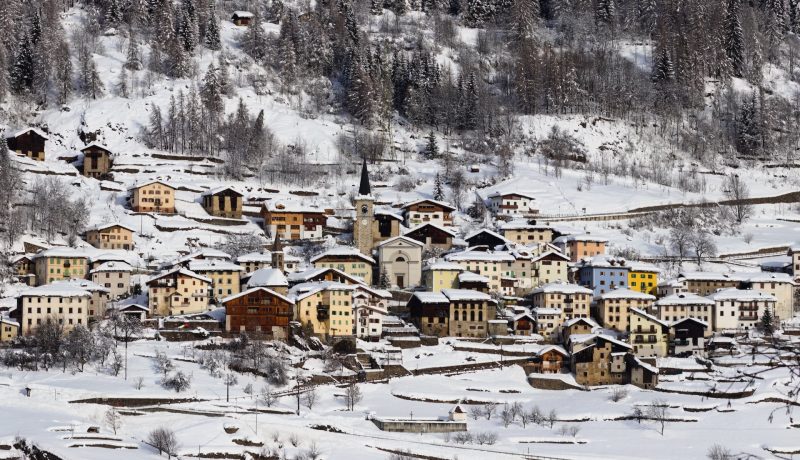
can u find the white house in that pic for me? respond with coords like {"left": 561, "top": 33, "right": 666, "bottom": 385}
{"left": 486, "top": 191, "right": 538, "bottom": 217}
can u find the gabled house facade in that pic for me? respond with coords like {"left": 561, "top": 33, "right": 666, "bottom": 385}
{"left": 628, "top": 307, "right": 669, "bottom": 358}
{"left": 146, "top": 268, "right": 211, "bottom": 316}
{"left": 486, "top": 192, "right": 538, "bottom": 217}
{"left": 262, "top": 201, "right": 326, "bottom": 241}
{"left": 552, "top": 234, "right": 607, "bottom": 262}
{"left": 404, "top": 223, "right": 456, "bottom": 251}
{"left": 222, "top": 287, "right": 294, "bottom": 339}
{"left": 90, "top": 261, "right": 133, "bottom": 300}
{"left": 594, "top": 288, "right": 656, "bottom": 332}
{"left": 311, "top": 247, "right": 375, "bottom": 285}
{"left": 130, "top": 180, "right": 176, "bottom": 214}
{"left": 33, "top": 248, "right": 89, "bottom": 286}
{"left": 6, "top": 127, "right": 47, "bottom": 161}
{"left": 377, "top": 236, "right": 423, "bottom": 288}
{"left": 670, "top": 317, "right": 709, "bottom": 357}
{"left": 201, "top": 186, "right": 243, "bottom": 219}
{"left": 401, "top": 199, "right": 455, "bottom": 227}
{"left": 81, "top": 143, "right": 113, "bottom": 178}
{"left": 85, "top": 223, "right": 135, "bottom": 250}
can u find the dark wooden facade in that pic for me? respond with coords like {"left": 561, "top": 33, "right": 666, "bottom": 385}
{"left": 224, "top": 288, "right": 293, "bottom": 337}
{"left": 465, "top": 230, "right": 507, "bottom": 249}
{"left": 81, "top": 144, "right": 113, "bottom": 178}
{"left": 202, "top": 188, "right": 243, "bottom": 219}
{"left": 7, "top": 129, "right": 46, "bottom": 161}
{"left": 405, "top": 224, "right": 454, "bottom": 248}
{"left": 407, "top": 296, "right": 449, "bottom": 337}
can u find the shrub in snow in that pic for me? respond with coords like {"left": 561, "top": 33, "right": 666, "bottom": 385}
{"left": 452, "top": 432, "right": 473, "bottom": 444}
{"left": 148, "top": 427, "right": 178, "bottom": 456}
{"left": 475, "top": 432, "right": 497, "bottom": 445}
{"left": 609, "top": 387, "right": 628, "bottom": 402}
{"left": 163, "top": 371, "right": 191, "bottom": 393}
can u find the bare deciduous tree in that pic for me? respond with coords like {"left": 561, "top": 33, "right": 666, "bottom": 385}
{"left": 344, "top": 383, "right": 362, "bottom": 411}
{"left": 723, "top": 173, "right": 752, "bottom": 224}
{"left": 105, "top": 407, "right": 122, "bottom": 435}
{"left": 148, "top": 427, "right": 178, "bottom": 457}
{"left": 647, "top": 399, "right": 669, "bottom": 435}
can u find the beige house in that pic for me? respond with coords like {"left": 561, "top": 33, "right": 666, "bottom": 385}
{"left": 187, "top": 260, "right": 244, "bottom": 301}
{"left": 90, "top": 261, "right": 133, "bottom": 300}
{"left": 20, "top": 284, "right": 91, "bottom": 335}
{"left": 33, "top": 248, "right": 89, "bottom": 286}
{"left": 629, "top": 308, "right": 669, "bottom": 358}
{"left": 594, "top": 288, "right": 656, "bottom": 332}
{"left": 130, "top": 180, "right": 176, "bottom": 214}
{"left": 552, "top": 234, "right": 608, "bottom": 262}
{"left": 377, "top": 236, "right": 423, "bottom": 288}
{"left": 401, "top": 199, "right": 455, "bottom": 227}
{"left": 444, "top": 249, "right": 515, "bottom": 293}
{"left": 533, "top": 307, "right": 563, "bottom": 339}
{"left": 707, "top": 288, "right": 776, "bottom": 332}
{"left": 531, "top": 250, "right": 570, "bottom": 287}
{"left": 528, "top": 282, "right": 593, "bottom": 327}
{"left": 0, "top": 318, "right": 19, "bottom": 342}
{"left": 146, "top": 268, "right": 212, "bottom": 316}
{"left": 85, "top": 223, "right": 135, "bottom": 250}
{"left": 311, "top": 247, "right": 375, "bottom": 285}
{"left": 201, "top": 186, "right": 243, "bottom": 219}
{"left": 500, "top": 221, "right": 556, "bottom": 245}
{"left": 51, "top": 279, "right": 111, "bottom": 321}
{"left": 654, "top": 292, "right": 714, "bottom": 325}
{"left": 290, "top": 281, "right": 355, "bottom": 339}
{"left": 12, "top": 255, "right": 36, "bottom": 285}
{"left": 236, "top": 251, "right": 301, "bottom": 274}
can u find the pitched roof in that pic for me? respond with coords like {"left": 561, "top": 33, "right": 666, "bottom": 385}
{"left": 21, "top": 284, "right": 92, "bottom": 298}
{"left": 221, "top": 287, "right": 294, "bottom": 305}
{"left": 289, "top": 281, "right": 356, "bottom": 302}
{"left": 147, "top": 267, "right": 212, "bottom": 284}
{"left": 201, "top": 185, "right": 243, "bottom": 197}
{"left": 487, "top": 191, "right": 536, "bottom": 200}
{"left": 530, "top": 282, "right": 593, "bottom": 295}
{"left": 532, "top": 250, "right": 570, "bottom": 262}
{"left": 245, "top": 268, "right": 288, "bottom": 288}
{"left": 87, "top": 222, "right": 136, "bottom": 233}
{"left": 286, "top": 267, "right": 366, "bottom": 286}
{"left": 411, "top": 291, "right": 449, "bottom": 304}
{"left": 81, "top": 142, "right": 112, "bottom": 153}
{"left": 232, "top": 10, "right": 254, "bottom": 17}
{"left": 32, "top": 247, "right": 88, "bottom": 259}
{"left": 358, "top": 158, "right": 371, "bottom": 196}
{"left": 10, "top": 127, "right": 49, "bottom": 139}
{"left": 445, "top": 249, "right": 515, "bottom": 263}
{"left": 401, "top": 198, "right": 456, "bottom": 211}
{"left": 310, "top": 246, "right": 375, "bottom": 264}
{"left": 595, "top": 288, "right": 656, "bottom": 301}
{"left": 457, "top": 271, "right": 490, "bottom": 284}
{"left": 264, "top": 201, "right": 326, "bottom": 214}
{"left": 403, "top": 222, "right": 458, "bottom": 237}
{"left": 654, "top": 292, "right": 714, "bottom": 306}
{"left": 89, "top": 261, "right": 133, "bottom": 274}
{"left": 377, "top": 235, "right": 424, "bottom": 248}
{"left": 670, "top": 317, "right": 709, "bottom": 328}
{"left": 553, "top": 234, "right": 608, "bottom": 244}
{"left": 706, "top": 288, "right": 776, "bottom": 301}
{"left": 629, "top": 307, "right": 669, "bottom": 327}
{"left": 422, "top": 261, "right": 464, "bottom": 271}
{"left": 188, "top": 260, "right": 244, "bottom": 272}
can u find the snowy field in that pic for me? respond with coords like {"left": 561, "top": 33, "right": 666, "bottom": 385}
{"left": 0, "top": 338, "right": 797, "bottom": 460}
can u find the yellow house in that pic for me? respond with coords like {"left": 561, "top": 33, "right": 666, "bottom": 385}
{"left": 187, "top": 260, "right": 244, "bottom": 301}
{"left": 310, "top": 247, "right": 375, "bottom": 286}
{"left": 291, "top": 282, "right": 355, "bottom": 339}
{"left": 85, "top": 223, "right": 135, "bottom": 250}
{"left": 628, "top": 262, "right": 660, "bottom": 295}
{"left": 33, "top": 248, "right": 89, "bottom": 285}
{"left": 146, "top": 267, "right": 212, "bottom": 316}
{"left": 629, "top": 307, "right": 669, "bottom": 358}
{"left": 444, "top": 249, "right": 516, "bottom": 293}
{"left": 1, "top": 318, "right": 19, "bottom": 342}
{"left": 422, "top": 261, "right": 463, "bottom": 291}
{"left": 595, "top": 288, "right": 656, "bottom": 332}
{"left": 130, "top": 179, "right": 176, "bottom": 214}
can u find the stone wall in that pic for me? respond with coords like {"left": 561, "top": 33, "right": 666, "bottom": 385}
{"left": 371, "top": 418, "right": 467, "bottom": 433}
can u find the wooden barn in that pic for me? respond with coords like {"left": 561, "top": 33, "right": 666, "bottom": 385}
{"left": 81, "top": 143, "right": 113, "bottom": 178}
{"left": 222, "top": 287, "right": 294, "bottom": 339}
{"left": 6, "top": 128, "right": 47, "bottom": 161}
{"left": 231, "top": 11, "right": 254, "bottom": 26}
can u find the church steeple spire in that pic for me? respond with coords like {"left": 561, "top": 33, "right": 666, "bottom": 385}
{"left": 358, "top": 157, "right": 371, "bottom": 196}
{"left": 271, "top": 232, "right": 284, "bottom": 271}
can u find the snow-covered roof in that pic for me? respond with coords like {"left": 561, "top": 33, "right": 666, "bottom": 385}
{"left": 633, "top": 357, "right": 659, "bottom": 374}
{"left": 374, "top": 208, "right": 403, "bottom": 221}
{"left": 188, "top": 260, "right": 244, "bottom": 272}
{"left": 553, "top": 234, "right": 608, "bottom": 244}
{"left": 445, "top": 250, "right": 515, "bottom": 263}
{"left": 530, "top": 282, "right": 592, "bottom": 295}
{"left": 310, "top": 246, "right": 375, "bottom": 264}
{"left": 595, "top": 288, "right": 656, "bottom": 301}
{"left": 32, "top": 247, "right": 88, "bottom": 259}
{"left": 441, "top": 289, "right": 494, "bottom": 302}
{"left": 21, "top": 284, "right": 91, "bottom": 298}
{"left": 627, "top": 261, "right": 661, "bottom": 273}
{"left": 499, "top": 221, "right": 552, "bottom": 231}
{"left": 52, "top": 279, "right": 111, "bottom": 293}
{"left": 1, "top": 317, "right": 20, "bottom": 327}
{"left": 411, "top": 291, "right": 449, "bottom": 304}
{"left": 81, "top": 142, "right": 112, "bottom": 152}
{"left": 86, "top": 222, "right": 136, "bottom": 233}
{"left": 570, "top": 333, "right": 632, "bottom": 350}
{"left": 401, "top": 198, "right": 456, "bottom": 211}
{"left": 232, "top": 10, "right": 254, "bottom": 17}
{"left": 286, "top": 267, "right": 366, "bottom": 286}
{"left": 487, "top": 191, "right": 536, "bottom": 200}
{"left": 245, "top": 268, "right": 288, "bottom": 288}
{"left": 89, "top": 261, "right": 133, "bottom": 274}
{"left": 264, "top": 201, "right": 325, "bottom": 213}
{"left": 563, "top": 316, "right": 600, "bottom": 329}
{"left": 236, "top": 252, "right": 274, "bottom": 263}
{"left": 129, "top": 179, "right": 174, "bottom": 190}
{"left": 9, "top": 127, "right": 48, "bottom": 139}
{"left": 457, "top": 271, "right": 490, "bottom": 283}
{"left": 575, "top": 255, "right": 628, "bottom": 269}
{"left": 147, "top": 267, "right": 212, "bottom": 284}
{"left": 422, "top": 261, "right": 464, "bottom": 271}
{"left": 670, "top": 317, "right": 709, "bottom": 328}
{"left": 706, "top": 288, "right": 776, "bottom": 302}
{"left": 630, "top": 307, "right": 669, "bottom": 327}
{"left": 654, "top": 292, "right": 714, "bottom": 306}
{"left": 533, "top": 307, "right": 562, "bottom": 316}
{"left": 537, "top": 344, "right": 569, "bottom": 357}
{"left": 201, "top": 185, "right": 243, "bottom": 197}
{"left": 532, "top": 250, "right": 570, "bottom": 262}
{"left": 377, "top": 235, "right": 424, "bottom": 248}
{"left": 289, "top": 281, "right": 356, "bottom": 302}
{"left": 221, "top": 287, "right": 293, "bottom": 305}
{"left": 678, "top": 271, "right": 795, "bottom": 285}
{"left": 464, "top": 228, "right": 512, "bottom": 244}
{"left": 403, "top": 222, "right": 458, "bottom": 237}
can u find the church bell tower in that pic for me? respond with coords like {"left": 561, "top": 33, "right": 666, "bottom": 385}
{"left": 353, "top": 158, "right": 375, "bottom": 256}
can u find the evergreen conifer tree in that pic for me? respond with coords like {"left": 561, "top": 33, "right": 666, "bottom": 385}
{"left": 724, "top": 0, "right": 745, "bottom": 77}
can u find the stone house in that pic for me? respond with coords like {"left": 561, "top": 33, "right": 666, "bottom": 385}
{"left": 201, "top": 186, "right": 243, "bottom": 219}
{"left": 80, "top": 143, "right": 113, "bottom": 178}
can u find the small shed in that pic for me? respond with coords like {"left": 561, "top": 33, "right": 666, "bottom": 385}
{"left": 448, "top": 404, "right": 467, "bottom": 422}
{"left": 231, "top": 11, "right": 254, "bottom": 26}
